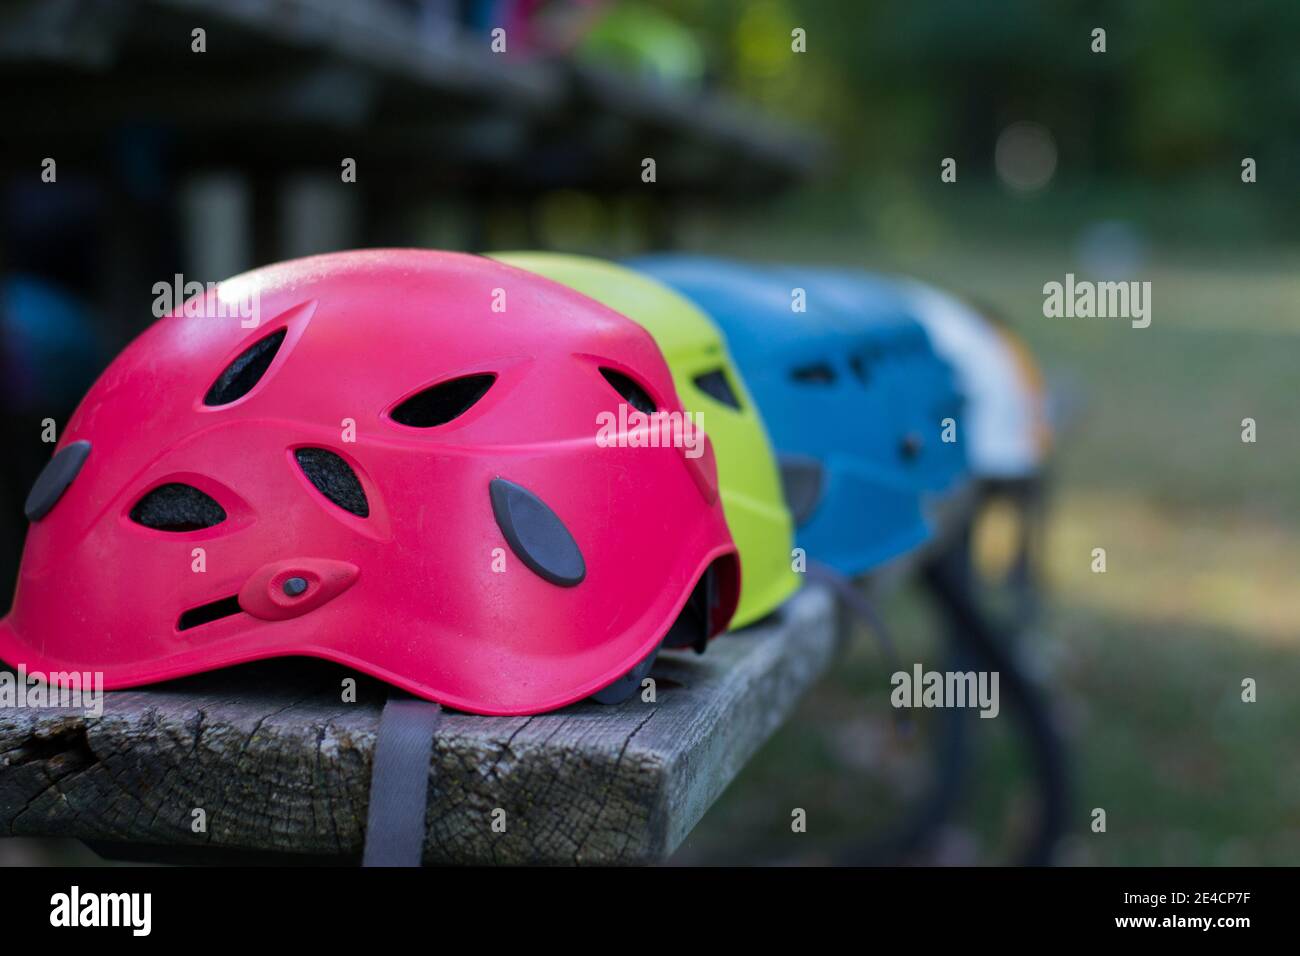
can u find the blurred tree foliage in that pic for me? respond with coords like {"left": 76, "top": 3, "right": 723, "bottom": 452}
{"left": 659, "top": 0, "right": 1300, "bottom": 230}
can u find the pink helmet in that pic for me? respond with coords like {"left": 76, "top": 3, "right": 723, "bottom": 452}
{"left": 0, "top": 250, "right": 739, "bottom": 715}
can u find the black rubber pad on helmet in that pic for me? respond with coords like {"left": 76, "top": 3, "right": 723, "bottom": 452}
{"left": 777, "top": 453, "right": 824, "bottom": 528}
{"left": 489, "top": 478, "right": 585, "bottom": 587}
{"left": 590, "top": 643, "right": 660, "bottom": 705}
{"left": 24, "top": 440, "right": 91, "bottom": 521}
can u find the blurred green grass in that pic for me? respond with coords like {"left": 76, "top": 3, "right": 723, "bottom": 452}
{"left": 668, "top": 226, "right": 1300, "bottom": 865}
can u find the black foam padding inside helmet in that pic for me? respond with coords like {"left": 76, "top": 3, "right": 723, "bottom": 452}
{"left": 390, "top": 374, "right": 495, "bottom": 428}
{"left": 662, "top": 563, "right": 717, "bottom": 655}
{"left": 204, "top": 327, "right": 287, "bottom": 406}
{"left": 130, "top": 482, "right": 227, "bottom": 531}
{"left": 489, "top": 477, "right": 585, "bottom": 587}
{"left": 693, "top": 368, "right": 742, "bottom": 410}
{"left": 25, "top": 440, "right": 91, "bottom": 521}
{"left": 778, "top": 454, "right": 825, "bottom": 528}
{"left": 599, "top": 367, "right": 657, "bottom": 415}
{"left": 295, "top": 448, "right": 370, "bottom": 517}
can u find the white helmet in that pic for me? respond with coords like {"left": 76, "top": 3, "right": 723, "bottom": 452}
{"left": 895, "top": 279, "right": 1048, "bottom": 480}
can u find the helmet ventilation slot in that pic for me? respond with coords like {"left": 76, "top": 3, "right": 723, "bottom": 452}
{"left": 204, "top": 327, "right": 287, "bottom": 406}
{"left": 178, "top": 595, "right": 243, "bottom": 631}
{"left": 599, "top": 367, "right": 657, "bottom": 415}
{"left": 790, "top": 362, "right": 837, "bottom": 385}
{"left": 295, "top": 448, "right": 370, "bottom": 517}
{"left": 390, "top": 373, "right": 495, "bottom": 427}
{"left": 131, "top": 482, "right": 227, "bottom": 531}
{"left": 693, "top": 368, "right": 742, "bottom": 410}
{"left": 848, "top": 353, "right": 875, "bottom": 385}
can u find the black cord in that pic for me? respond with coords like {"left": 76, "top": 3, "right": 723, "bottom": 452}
{"left": 833, "top": 514, "right": 1068, "bottom": 866}
{"left": 919, "top": 541, "right": 1070, "bottom": 866}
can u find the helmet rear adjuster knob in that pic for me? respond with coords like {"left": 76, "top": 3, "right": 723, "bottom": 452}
{"left": 238, "top": 558, "right": 360, "bottom": 621}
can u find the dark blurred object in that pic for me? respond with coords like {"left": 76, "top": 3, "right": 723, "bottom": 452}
{"left": 0, "top": 274, "right": 108, "bottom": 599}
{"left": 0, "top": 0, "right": 819, "bottom": 198}
{"left": 1, "top": 167, "right": 115, "bottom": 600}
{"left": 2, "top": 178, "right": 104, "bottom": 294}
{"left": 577, "top": 0, "right": 703, "bottom": 90}
{"left": 0, "top": 275, "right": 104, "bottom": 411}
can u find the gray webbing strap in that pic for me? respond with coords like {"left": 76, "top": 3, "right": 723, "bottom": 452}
{"left": 362, "top": 696, "right": 443, "bottom": 867}
{"left": 805, "top": 561, "right": 902, "bottom": 667}
{"left": 805, "top": 561, "right": 910, "bottom": 734}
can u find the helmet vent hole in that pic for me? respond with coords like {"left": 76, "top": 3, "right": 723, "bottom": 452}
{"left": 790, "top": 362, "right": 837, "bottom": 385}
{"left": 599, "top": 367, "right": 657, "bottom": 415}
{"left": 390, "top": 373, "right": 495, "bottom": 428}
{"left": 294, "top": 448, "right": 369, "bottom": 517}
{"left": 204, "top": 327, "right": 287, "bottom": 406}
{"left": 131, "top": 483, "right": 227, "bottom": 531}
{"left": 692, "top": 368, "right": 742, "bottom": 410}
{"left": 178, "top": 595, "right": 243, "bottom": 631}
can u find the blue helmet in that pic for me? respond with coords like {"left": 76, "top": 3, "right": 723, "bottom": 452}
{"left": 786, "top": 266, "right": 968, "bottom": 497}
{"left": 630, "top": 255, "right": 968, "bottom": 576}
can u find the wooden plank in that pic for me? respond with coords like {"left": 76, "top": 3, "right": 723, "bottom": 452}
{"left": 0, "top": 585, "right": 839, "bottom": 865}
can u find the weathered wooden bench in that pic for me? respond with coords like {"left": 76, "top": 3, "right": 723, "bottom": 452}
{"left": 0, "top": 483, "right": 988, "bottom": 866}
{"left": 0, "top": 584, "right": 842, "bottom": 866}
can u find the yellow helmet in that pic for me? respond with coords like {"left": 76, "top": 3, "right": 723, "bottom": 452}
{"left": 491, "top": 252, "right": 799, "bottom": 629}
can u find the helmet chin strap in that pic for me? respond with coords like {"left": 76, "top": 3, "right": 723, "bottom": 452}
{"left": 362, "top": 696, "right": 443, "bottom": 867}
{"left": 360, "top": 648, "right": 660, "bottom": 867}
